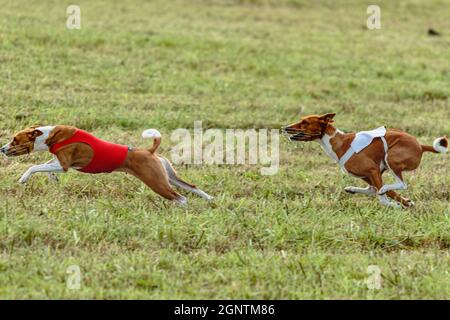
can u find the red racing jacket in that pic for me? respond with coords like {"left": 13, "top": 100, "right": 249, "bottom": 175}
{"left": 49, "top": 129, "right": 129, "bottom": 174}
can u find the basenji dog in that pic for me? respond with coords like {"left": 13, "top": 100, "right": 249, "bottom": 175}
{"left": 282, "top": 113, "right": 448, "bottom": 208}
{"left": 0, "top": 125, "right": 214, "bottom": 205}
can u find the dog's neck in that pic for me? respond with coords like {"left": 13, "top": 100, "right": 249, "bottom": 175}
{"left": 34, "top": 126, "right": 55, "bottom": 152}
{"left": 315, "top": 124, "right": 351, "bottom": 163}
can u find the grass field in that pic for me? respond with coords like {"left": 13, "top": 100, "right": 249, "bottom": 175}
{"left": 0, "top": 0, "right": 449, "bottom": 299}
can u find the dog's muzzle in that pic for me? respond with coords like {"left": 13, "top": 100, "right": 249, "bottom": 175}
{"left": 281, "top": 126, "right": 300, "bottom": 141}
{"left": 281, "top": 127, "right": 292, "bottom": 140}
{"left": 0, "top": 145, "right": 8, "bottom": 159}
{"left": 281, "top": 127, "right": 321, "bottom": 142}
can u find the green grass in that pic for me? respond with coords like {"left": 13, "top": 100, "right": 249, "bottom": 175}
{"left": 0, "top": 0, "right": 449, "bottom": 299}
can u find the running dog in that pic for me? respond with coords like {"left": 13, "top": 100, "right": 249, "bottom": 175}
{"left": 0, "top": 125, "right": 213, "bottom": 205}
{"left": 282, "top": 113, "right": 447, "bottom": 208}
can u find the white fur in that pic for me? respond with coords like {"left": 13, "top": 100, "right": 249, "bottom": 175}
{"left": 316, "top": 129, "right": 362, "bottom": 176}
{"left": 33, "top": 126, "right": 56, "bottom": 152}
{"left": 19, "top": 158, "right": 64, "bottom": 184}
{"left": 433, "top": 137, "right": 448, "bottom": 153}
{"left": 175, "top": 195, "right": 188, "bottom": 206}
{"left": 378, "top": 174, "right": 407, "bottom": 195}
{"left": 345, "top": 185, "right": 377, "bottom": 196}
{"left": 142, "top": 129, "right": 162, "bottom": 139}
{"left": 378, "top": 194, "right": 401, "bottom": 208}
{"left": 316, "top": 129, "right": 341, "bottom": 163}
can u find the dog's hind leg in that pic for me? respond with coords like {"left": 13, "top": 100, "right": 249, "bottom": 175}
{"left": 365, "top": 171, "right": 412, "bottom": 207}
{"left": 380, "top": 167, "right": 414, "bottom": 208}
{"left": 128, "top": 159, "right": 187, "bottom": 206}
{"left": 378, "top": 170, "right": 407, "bottom": 195}
{"left": 367, "top": 169, "right": 402, "bottom": 208}
{"left": 386, "top": 190, "right": 414, "bottom": 208}
{"left": 378, "top": 143, "right": 422, "bottom": 195}
{"left": 138, "top": 173, "right": 187, "bottom": 205}
{"left": 159, "top": 156, "right": 214, "bottom": 201}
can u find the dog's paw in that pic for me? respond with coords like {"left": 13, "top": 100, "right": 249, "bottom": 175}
{"left": 175, "top": 196, "right": 188, "bottom": 206}
{"left": 18, "top": 174, "right": 30, "bottom": 184}
{"left": 404, "top": 199, "right": 415, "bottom": 208}
{"left": 344, "top": 186, "right": 356, "bottom": 194}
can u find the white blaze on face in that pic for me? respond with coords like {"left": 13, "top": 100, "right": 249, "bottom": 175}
{"left": 33, "top": 126, "right": 56, "bottom": 152}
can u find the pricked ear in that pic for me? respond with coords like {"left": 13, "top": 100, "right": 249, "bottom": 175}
{"left": 44, "top": 126, "right": 77, "bottom": 147}
{"left": 319, "top": 113, "right": 336, "bottom": 123}
{"left": 44, "top": 127, "right": 63, "bottom": 147}
{"left": 27, "top": 129, "right": 43, "bottom": 139}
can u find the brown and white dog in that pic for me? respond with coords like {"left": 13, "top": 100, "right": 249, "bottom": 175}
{"left": 282, "top": 113, "right": 448, "bottom": 208}
{"left": 0, "top": 125, "right": 213, "bottom": 205}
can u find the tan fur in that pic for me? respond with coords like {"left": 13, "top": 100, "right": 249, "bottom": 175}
{"left": 149, "top": 137, "right": 161, "bottom": 154}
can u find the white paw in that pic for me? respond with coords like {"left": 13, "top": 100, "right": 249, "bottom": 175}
{"left": 379, "top": 195, "right": 401, "bottom": 208}
{"left": 19, "top": 173, "right": 31, "bottom": 184}
{"left": 405, "top": 200, "right": 415, "bottom": 208}
{"left": 176, "top": 196, "right": 188, "bottom": 206}
{"left": 344, "top": 186, "right": 356, "bottom": 194}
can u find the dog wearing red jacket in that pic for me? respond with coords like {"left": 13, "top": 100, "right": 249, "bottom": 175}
{"left": 0, "top": 125, "right": 213, "bottom": 205}
{"left": 282, "top": 113, "right": 448, "bottom": 208}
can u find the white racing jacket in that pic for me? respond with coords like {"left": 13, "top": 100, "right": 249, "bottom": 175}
{"left": 339, "top": 126, "right": 388, "bottom": 169}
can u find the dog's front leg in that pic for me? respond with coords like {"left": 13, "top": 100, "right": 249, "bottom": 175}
{"left": 44, "top": 158, "right": 61, "bottom": 182}
{"left": 344, "top": 185, "right": 377, "bottom": 196}
{"left": 19, "top": 159, "right": 65, "bottom": 184}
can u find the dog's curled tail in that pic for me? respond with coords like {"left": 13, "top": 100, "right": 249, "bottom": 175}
{"left": 142, "top": 129, "right": 162, "bottom": 153}
{"left": 422, "top": 136, "right": 448, "bottom": 154}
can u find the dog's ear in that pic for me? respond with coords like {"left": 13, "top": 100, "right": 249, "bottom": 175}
{"left": 319, "top": 113, "right": 336, "bottom": 123}
{"left": 27, "top": 129, "right": 43, "bottom": 139}
{"left": 45, "top": 126, "right": 76, "bottom": 147}
{"left": 44, "top": 127, "right": 62, "bottom": 146}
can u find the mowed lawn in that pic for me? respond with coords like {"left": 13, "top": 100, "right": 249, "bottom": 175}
{"left": 0, "top": 0, "right": 449, "bottom": 299}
